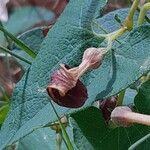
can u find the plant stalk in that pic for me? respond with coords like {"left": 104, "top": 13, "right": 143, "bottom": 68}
{"left": 117, "top": 90, "right": 126, "bottom": 106}
{"left": 0, "top": 45, "right": 32, "bottom": 65}
{"left": 0, "top": 26, "right": 37, "bottom": 58}
{"left": 49, "top": 99, "right": 74, "bottom": 150}
{"left": 138, "top": 2, "right": 150, "bottom": 25}
{"left": 108, "top": 0, "right": 139, "bottom": 41}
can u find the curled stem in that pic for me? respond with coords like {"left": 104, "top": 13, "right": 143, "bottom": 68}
{"left": 138, "top": 2, "right": 150, "bottom": 25}
{"left": 107, "top": 0, "right": 139, "bottom": 41}
{"left": 124, "top": 0, "right": 139, "bottom": 30}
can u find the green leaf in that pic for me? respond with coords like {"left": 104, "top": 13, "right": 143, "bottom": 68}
{"left": 0, "top": 0, "right": 106, "bottom": 149}
{"left": 70, "top": 107, "right": 150, "bottom": 150}
{"left": 16, "top": 127, "right": 74, "bottom": 150}
{"left": 1, "top": 3, "right": 150, "bottom": 150}
{"left": 134, "top": 79, "right": 150, "bottom": 114}
{"left": 0, "top": 104, "right": 9, "bottom": 125}
{"left": 12, "top": 27, "right": 47, "bottom": 68}
{"left": 0, "top": 7, "right": 54, "bottom": 44}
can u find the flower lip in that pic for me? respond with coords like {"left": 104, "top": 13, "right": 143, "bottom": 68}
{"left": 47, "top": 65, "right": 88, "bottom": 108}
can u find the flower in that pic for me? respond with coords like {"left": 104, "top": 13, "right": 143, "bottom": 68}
{"left": 47, "top": 65, "right": 88, "bottom": 108}
{"left": 47, "top": 47, "right": 107, "bottom": 108}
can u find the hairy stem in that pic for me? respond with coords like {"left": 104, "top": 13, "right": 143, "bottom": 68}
{"left": 138, "top": 2, "right": 150, "bottom": 25}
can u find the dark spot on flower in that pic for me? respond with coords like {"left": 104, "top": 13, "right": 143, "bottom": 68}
{"left": 99, "top": 96, "right": 118, "bottom": 123}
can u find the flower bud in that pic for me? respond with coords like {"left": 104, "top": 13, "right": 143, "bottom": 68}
{"left": 111, "top": 106, "right": 133, "bottom": 127}
{"left": 82, "top": 47, "right": 106, "bottom": 69}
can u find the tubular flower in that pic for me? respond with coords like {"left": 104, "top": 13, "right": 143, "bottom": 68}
{"left": 47, "top": 47, "right": 107, "bottom": 108}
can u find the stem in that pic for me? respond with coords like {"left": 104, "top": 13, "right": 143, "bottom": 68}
{"left": 128, "top": 0, "right": 139, "bottom": 19}
{"left": 128, "top": 133, "right": 150, "bottom": 150}
{"left": 117, "top": 90, "right": 126, "bottom": 106}
{"left": 108, "top": 27, "right": 127, "bottom": 41}
{"left": 0, "top": 86, "right": 9, "bottom": 102}
{"left": 138, "top": 2, "right": 150, "bottom": 25}
{"left": 137, "top": 7, "right": 150, "bottom": 24}
{"left": 0, "top": 22, "right": 11, "bottom": 47}
{"left": 124, "top": 0, "right": 139, "bottom": 30}
{"left": 107, "top": 0, "right": 139, "bottom": 41}
{"left": 56, "top": 132, "right": 62, "bottom": 150}
{"left": 0, "top": 26, "right": 37, "bottom": 58}
{"left": 0, "top": 45, "right": 32, "bottom": 65}
{"left": 49, "top": 99, "right": 74, "bottom": 150}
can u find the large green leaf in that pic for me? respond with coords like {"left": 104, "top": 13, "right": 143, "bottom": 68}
{"left": 16, "top": 127, "right": 75, "bottom": 150}
{"left": 1, "top": 1, "right": 150, "bottom": 150}
{"left": 134, "top": 79, "right": 150, "bottom": 114}
{"left": 0, "top": 0, "right": 106, "bottom": 149}
{"left": 70, "top": 107, "right": 150, "bottom": 150}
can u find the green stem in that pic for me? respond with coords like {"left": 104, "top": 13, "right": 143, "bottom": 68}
{"left": 108, "top": 0, "right": 139, "bottom": 41}
{"left": 0, "top": 22, "right": 11, "bottom": 47}
{"left": 128, "top": 133, "right": 150, "bottom": 150}
{"left": 124, "top": 0, "right": 139, "bottom": 30}
{"left": 49, "top": 99, "right": 74, "bottom": 150}
{"left": 0, "top": 26, "right": 37, "bottom": 58}
{"left": 0, "top": 86, "right": 9, "bottom": 102}
{"left": 0, "top": 45, "right": 32, "bottom": 65}
{"left": 56, "top": 132, "right": 62, "bottom": 150}
{"left": 137, "top": 7, "right": 150, "bottom": 23}
{"left": 108, "top": 27, "right": 127, "bottom": 41}
{"left": 117, "top": 90, "right": 126, "bottom": 106}
{"left": 138, "top": 2, "right": 150, "bottom": 25}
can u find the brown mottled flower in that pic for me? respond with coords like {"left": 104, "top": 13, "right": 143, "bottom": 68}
{"left": 47, "top": 47, "right": 107, "bottom": 108}
{"left": 47, "top": 65, "right": 88, "bottom": 108}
